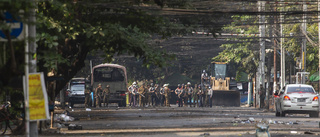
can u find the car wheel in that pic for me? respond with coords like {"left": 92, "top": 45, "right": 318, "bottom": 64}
{"left": 310, "top": 112, "right": 319, "bottom": 118}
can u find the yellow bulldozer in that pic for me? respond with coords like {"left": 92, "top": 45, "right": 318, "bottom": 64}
{"left": 202, "top": 62, "right": 240, "bottom": 107}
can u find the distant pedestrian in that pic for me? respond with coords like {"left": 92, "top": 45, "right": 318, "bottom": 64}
{"left": 102, "top": 85, "right": 110, "bottom": 107}
{"left": 207, "top": 86, "right": 213, "bottom": 108}
{"left": 175, "top": 84, "right": 183, "bottom": 107}
{"left": 84, "top": 85, "right": 91, "bottom": 108}
{"left": 95, "top": 83, "right": 103, "bottom": 108}
{"left": 164, "top": 84, "right": 171, "bottom": 107}
{"left": 193, "top": 84, "right": 199, "bottom": 107}
{"left": 186, "top": 82, "right": 193, "bottom": 107}
{"left": 128, "top": 82, "right": 138, "bottom": 107}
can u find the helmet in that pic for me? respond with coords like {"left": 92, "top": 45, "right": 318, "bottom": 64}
{"left": 150, "top": 83, "right": 154, "bottom": 86}
{"left": 187, "top": 82, "right": 191, "bottom": 85}
{"left": 133, "top": 82, "right": 137, "bottom": 85}
{"left": 106, "top": 85, "right": 110, "bottom": 88}
{"left": 178, "top": 84, "right": 181, "bottom": 87}
{"left": 203, "top": 70, "right": 206, "bottom": 73}
{"left": 98, "top": 83, "right": 102, "bottom": 86}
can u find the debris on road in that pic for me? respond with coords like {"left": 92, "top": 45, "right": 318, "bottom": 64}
{"left": 55, "top": 113, "right": 75, "bottom": 122}
{"left": 290, "top": 131, "right": 298, "bottom": 134}
{"left": 68, "top": 124, "right": 82, "bottom": 130}
{"left": 255, "top": 122, "right": 270, "bottom": 137}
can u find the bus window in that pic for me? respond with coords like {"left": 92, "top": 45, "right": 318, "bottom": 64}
{"left": 93, "top": 67, "right": 124, "bottom": 82}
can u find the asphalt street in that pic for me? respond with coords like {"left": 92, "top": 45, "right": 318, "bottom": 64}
{"left": 29, "top": 103, "right": 320, "bottom": 137}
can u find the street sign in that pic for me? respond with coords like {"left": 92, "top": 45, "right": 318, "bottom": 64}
{"left": 0, "top": 12, "right": 24, "bottom": 41}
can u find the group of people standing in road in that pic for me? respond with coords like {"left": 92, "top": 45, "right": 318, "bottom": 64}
{"left": 84, "top": 83, "right": 110, "bottom": 108}
{"left": 175, "top": 82, "right": 213, "bottom": 108}
{"left": 128, "top": 81, "right": 214, "bottom": 108}
{"left": 128, "top": 82, "right": 171, "bottom": 107}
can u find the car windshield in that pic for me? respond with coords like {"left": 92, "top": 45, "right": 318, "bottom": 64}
{"left": 286, "top": 86, "right": 315, "bottom": 93}
{"left": 71, "top": 84, "right": 85, "bottom": 91}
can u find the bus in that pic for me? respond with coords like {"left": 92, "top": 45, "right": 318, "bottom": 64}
{"left": 91, "top": 63, "right": 127, "bottom": 107}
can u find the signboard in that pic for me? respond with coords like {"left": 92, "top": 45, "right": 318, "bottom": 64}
{"left": 0, "top": 11, "right": 24, "bottom": 41}
{"left": 27, "top": 73, "right": 50, "bottom": 121}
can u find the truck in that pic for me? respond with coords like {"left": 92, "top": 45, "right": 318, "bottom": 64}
{"left": 206, "top": 62, "right": 240, "bottom": 107}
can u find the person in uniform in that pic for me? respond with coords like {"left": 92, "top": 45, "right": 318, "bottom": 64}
{"left": 192, "top": 84, "right": 199, "bottom": 107}
{"left": 186, "top": 82, "right": 193, "bottom": 107}
{"left": 95, "top": 83, "right": 103, "bottom": 108}
{"left": 159, "top": 85, "right": 165, "bottom": 106}
{"left": 138, "top": 83, "right": 147, "bottom": 107}
{"left": 204, "top": 85, "right": 209, "bottom": 107}
{"left": 164, "top": 84, "right": 171, "bottom": 107}
{"left": 175, "top": 84, "right": 182, "bottom": 107}
{"left": 128, "top": 82, "right": 138, "bottom": 107}
{"left": 181, "top": 84, "right": 187, "bottom": 107}
{"left": 84, "top": 85, "right": 91, "bottom": 108}
{"left": 146, "top": 84, "right": 152, "bottom": 107}
{"left": 102, "top": 85, "right": 110, "bottom": 107}
{"left": 154, "top": 84, "right": 160, "bottom": 106}
{"left": 149, "top": 83, "right": 156, "bottom": 107}
{"left": 207, "top": 86, "right": 213, "bottom": 108}
{"left": 201, "top": 70, "right": 209, "bottom": 86}
{"left": 198, "top": 85, "right": 204, "bottom": 107}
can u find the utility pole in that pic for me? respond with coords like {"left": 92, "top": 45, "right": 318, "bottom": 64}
{"left": 280, "top": 0, "right": 285, "bottom": 89}
{"left": 258, "top": 1, "right": 266, "bottom": 108}
{"left": 28, "top": 0, "right": 38, "bottom": 136}
{"left": 301, "top": 1, "right": 307, "bottom": 84}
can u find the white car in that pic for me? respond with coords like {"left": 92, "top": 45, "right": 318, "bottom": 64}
{"left": 274, "top": 84, "right": 319, "bottom": 117}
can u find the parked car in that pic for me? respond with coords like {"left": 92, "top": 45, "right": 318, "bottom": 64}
{"left": 68, "top": 78, "right": 90, "bottom": 107}
{"left": 274, "top": 84, "right": 319, "bottom": 117}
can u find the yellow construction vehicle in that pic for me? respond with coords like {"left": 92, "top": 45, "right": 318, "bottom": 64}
{"left": 209, "top": 62, "right": 240, "bottom": 107}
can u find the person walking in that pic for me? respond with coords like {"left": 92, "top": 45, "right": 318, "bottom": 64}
{"left": 95, "top": 83, "right": 103, "bottom": 108}
{"left": 102, "top": 85, "right": 110, "bottom": 107}
{"left": 149, "top": 83, "right": 156, "bottom": 107}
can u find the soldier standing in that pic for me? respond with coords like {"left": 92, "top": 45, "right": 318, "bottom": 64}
{"left": 102, "top": 85, "right": 110, "bottom": 107}
{"left": 154, "top": 84, "right": 160, "bottom": 106}
{"left": 159, "top": 85, "right": 165, "bottom": 106}
{"left": 164, "top": 84, "right": 171, "bottom": 107}
{"left": 84, "top": 85, "right": 91, "bottom": 108}
{"left": 138, "top": 83, "right": 147, "bottom": 107}
{"left": 149, "top": 83, "right": 156, "bottom": 107}
{"left": 175, "top": 84, "right": 182, "bottom": 107}
{"left": 128, "top": 82, "right": 138, "bottom": 107}
{"left": 192, "top": 84, "right": 199, "bottom": 107}
{"left": 95, "top": 83, "right": 103, "bottom": 108}
{"left": 204, "top": 85, "right": 209, "bottom": 107}
{"left": 198, "top": 86, "right": 204, "bottom": 107}
{"left": 186, "top": 82, "right": 193, "bottom": 107}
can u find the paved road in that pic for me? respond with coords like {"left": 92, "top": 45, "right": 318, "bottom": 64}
{"left": 37, "top": 104, "right": 320, "bottom": 137}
